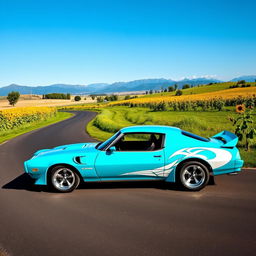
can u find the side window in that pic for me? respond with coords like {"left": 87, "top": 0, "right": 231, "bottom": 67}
{"left": 113, "top": 133, "right": 164, "bottom": 151}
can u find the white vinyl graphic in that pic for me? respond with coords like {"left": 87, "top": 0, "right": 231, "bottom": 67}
{"left": 121, "top": 147, "right": 232, "bottom": 178}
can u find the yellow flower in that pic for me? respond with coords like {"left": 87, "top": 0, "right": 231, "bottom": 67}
{"left": 0, "top": 107, "right": 56, "bottom": 132}
{"left": 235, "top": 104, "right": 246, "bottom": 114}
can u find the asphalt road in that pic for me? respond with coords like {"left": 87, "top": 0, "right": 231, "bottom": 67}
{"left": 0, "top": 111, "right": 255, "bottom": 256}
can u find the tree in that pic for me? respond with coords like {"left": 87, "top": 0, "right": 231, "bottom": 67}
{"left": 109, "top": 95, "right": 118, "bottom": 101}
{"left": 74, "top": 96, "right": 81, "bottom": 101}
{"left": 237, "top": 80, "right": 246, "bottom": 85}
{"left": 168, "top": 86, "right": 174, "bottom": 92}
{"left": 7, "top": 91, "right": 20, "bottom": 106}
{"left": 175, "top": 89, "right": 183, "bottom": 96}
{"left": 174, "top": 84, "right": 178, "bottom": 90}
{"left": 44, "top": 93, "right": 70, "bottom": 99}
{"left": 67, "top": 93, "right": 71, "bottom": 100}
{"left": 91, "top": 95, "right": 96, "bottom": 100}
{"left": 182, "top": 84, "right": 190, "bottom": 89}
{"left": 97, "top": 96, "right": 103, "bottom": 103}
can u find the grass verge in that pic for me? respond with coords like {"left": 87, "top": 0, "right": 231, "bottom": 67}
{"left": 0, "top": 111, "right": 73, "bottom": 144}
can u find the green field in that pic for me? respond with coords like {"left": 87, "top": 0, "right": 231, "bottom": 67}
{"left": 142, "top": 82, "right": 256, "bottom": 97}
{"left": 0, "top": 111, "right": 73, "bottom": 144}
{"left": 85, "top": 106, "right": 256, "bottom": 167}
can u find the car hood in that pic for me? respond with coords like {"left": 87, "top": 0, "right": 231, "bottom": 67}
{"left": 33, "top": 142, "right": 98, "bottom": 157}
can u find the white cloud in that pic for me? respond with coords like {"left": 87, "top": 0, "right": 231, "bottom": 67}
{"left": 177, "top": 75, "right": 218, "bottom": 81}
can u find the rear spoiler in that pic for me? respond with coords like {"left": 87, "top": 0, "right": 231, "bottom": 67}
{"left": 212, "top": 130, "right": 238, "bottom": 148}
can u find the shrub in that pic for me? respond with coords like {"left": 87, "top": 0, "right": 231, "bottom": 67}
{"left": 175, "top": 90, "right": 183, "bottom": 96}
{"left": 74, "top": 96, "right": 81, "bottom": 101}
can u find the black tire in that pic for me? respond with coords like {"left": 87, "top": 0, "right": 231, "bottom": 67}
{"left": 49, "top": 165, "right": 80, "bottom": 193}
{"left": 178, "top": 161, "right": 210, "bottom": 191}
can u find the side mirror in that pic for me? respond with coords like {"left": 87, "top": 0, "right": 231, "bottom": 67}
{"left": 107, "top": 146, "right": 116, "bottom": 154}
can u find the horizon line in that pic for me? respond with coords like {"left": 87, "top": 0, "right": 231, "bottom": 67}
{"left": 1, "top": 75, "right": 256, "bottom": 88}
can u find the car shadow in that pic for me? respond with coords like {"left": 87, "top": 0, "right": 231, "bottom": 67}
{"left": 2, "top": 173, "right": 48, "bottom": 192}
{"left": 77, "top": 180, "right": 181, "bottom": 191}
{"left": 2, "top": 173, "right": 215, "bottom": 193}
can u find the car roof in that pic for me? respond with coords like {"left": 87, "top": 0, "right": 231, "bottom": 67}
{"left": 120, "top": 125, "right": 181, "bottom": 134}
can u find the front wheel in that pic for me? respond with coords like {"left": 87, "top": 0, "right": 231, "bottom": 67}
{"left": 178, "top": 161, "right": 210, "bottom": 191}
{"left": 50, "top": 166, "right": 80, "bottom": 193}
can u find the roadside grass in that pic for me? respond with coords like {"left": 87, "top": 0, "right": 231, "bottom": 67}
{"left": 0, "top": 111, "right": 73, "bottom": 144}
{"left": 86, "top": 118, "right": 114, "bottom": 141}
{"left": 240, "top": 149, "right": 255, "bottom": 167}
{"left": 85, "top": 106, "right": 256, "bottom": 167}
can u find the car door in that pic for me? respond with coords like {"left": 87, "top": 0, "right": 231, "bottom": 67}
{"left": 95, "top": 132, "right": 166, "bottom": 180}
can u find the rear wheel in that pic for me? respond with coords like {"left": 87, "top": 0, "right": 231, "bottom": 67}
{"left": 50, "top": 166, "right": 80, "bottom": 193}
{"left": 178, "top": 161, "right": 209, "bottom": 191}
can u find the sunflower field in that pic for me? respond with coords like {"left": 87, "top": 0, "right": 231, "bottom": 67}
{"left": 0, "top": 107, "right": 57, "bottom": 131}
{"left": 108, "top": 87, "right": 256, "bottom": 110}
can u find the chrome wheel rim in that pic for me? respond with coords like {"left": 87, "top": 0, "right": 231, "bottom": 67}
{"left": 182, "top": 165, "right": 205, "bottom": 189}
{"left": 52, "top": 168, "right": 75, "bottom": 191}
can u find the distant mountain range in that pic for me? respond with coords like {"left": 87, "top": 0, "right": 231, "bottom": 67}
{"left": 230, "top": 75, "right": 256, "bottom": 82}
{"left": 0, "top": 75, "right": 255, "bottom": 96}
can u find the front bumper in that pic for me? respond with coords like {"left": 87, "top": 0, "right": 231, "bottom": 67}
{"left": 24, "top": 160, "right": 47, "bottom": 185}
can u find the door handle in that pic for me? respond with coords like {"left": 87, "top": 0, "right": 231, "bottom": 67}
{"left": 154, "top": 155, "right": 162, "bottom": 158}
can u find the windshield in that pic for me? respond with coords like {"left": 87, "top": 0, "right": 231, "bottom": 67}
{"left": 97, "top": 131, "right": 121, "bottom": 150}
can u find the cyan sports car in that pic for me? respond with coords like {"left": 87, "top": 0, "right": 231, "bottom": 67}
{"left": 24, "top": 126, "right": 244, "bottom": 192}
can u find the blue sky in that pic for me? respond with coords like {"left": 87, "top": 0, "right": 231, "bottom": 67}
{"left": 0, "top": 0, "right": 255, "bottom": 86}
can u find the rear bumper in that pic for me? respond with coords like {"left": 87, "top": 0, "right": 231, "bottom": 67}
{"left": 235, "top": 159, "right": 244, "bottom": 169}
{"left": 213, "top": 159, "right": 244, "bottom": 175}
